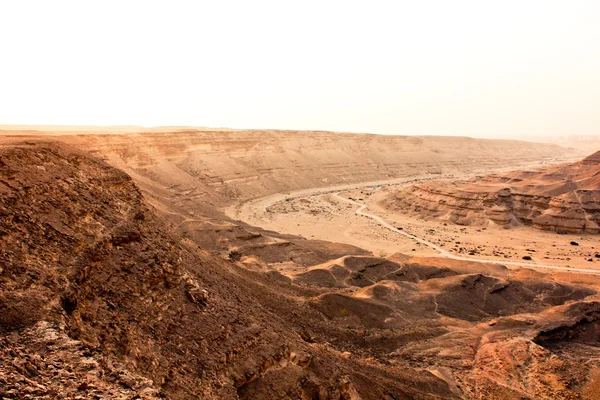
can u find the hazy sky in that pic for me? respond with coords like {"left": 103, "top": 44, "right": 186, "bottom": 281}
{"left": 1, "top": 1, "right": 599, "bottom": 138}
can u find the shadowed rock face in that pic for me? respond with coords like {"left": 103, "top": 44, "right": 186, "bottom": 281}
{"left": 533, "top": 301, "right": 600, "bottom": 348}
{"left": 2, "top": 141, "right": 600, "bottom": 400}
{"left": 434, "top": 274, "right": 594, "bottom": 321}
{"left": 383, "top": 151, "right": 600, "bottom": 233}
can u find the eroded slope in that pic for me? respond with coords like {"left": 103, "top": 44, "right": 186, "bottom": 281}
{"left": 2, "top": 139, "right": 599, "bottom": 400}
{"left": 382, "top": 151, "right": 600, "bottom": 233}
{"left": 0, "top": 143, "right": 457, "bottom": 399}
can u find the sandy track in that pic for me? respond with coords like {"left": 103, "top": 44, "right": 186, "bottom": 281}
{"left": 333, "top": 193, "right": 600, "bottom": 275}
{"left": 227, "top": 174, "right": 447, "bottom": 222}
{"left": 228, "top": 175, "right": 600, "bottom": 276}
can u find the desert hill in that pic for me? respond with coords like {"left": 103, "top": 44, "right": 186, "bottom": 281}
{"left": 1, "top": 142, "right": 465, "bottom": 399}
{"left": 1, "top": 139, "right": 600, "bottom": 398}
{"left": 2, "top": 131, "right": 600, "bottom": 399}
{"left": 382, "top": 150, "right": 600, "bottom": 233}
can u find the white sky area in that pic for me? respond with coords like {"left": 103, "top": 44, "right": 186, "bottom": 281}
{"left": 1, "top": 0, "right": 599, "bottom": 138}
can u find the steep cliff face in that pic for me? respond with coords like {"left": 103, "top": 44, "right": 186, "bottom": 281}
{"left": 384, "top": 151, "right": 600, "bottom": 233}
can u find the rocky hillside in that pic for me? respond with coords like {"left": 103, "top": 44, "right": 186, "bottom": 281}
{"left": 2, "top": 142, "right": 600, "bottom": 399}
{"left": 382, "top": 151, "right": 600, "bottom": 233}
{"left": 0, "top": 142, "right": 461, "bottom": 399}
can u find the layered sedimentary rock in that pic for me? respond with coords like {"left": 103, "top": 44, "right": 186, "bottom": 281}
{"left": 0, "top": 128, "right": 578, "bottom": 207}
{"left": 383, "top": 151, "right": 600, "bottom": 233}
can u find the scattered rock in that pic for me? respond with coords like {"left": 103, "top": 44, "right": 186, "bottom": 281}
{"left": 184, "top": 275, "right": 208, "bottom": 306}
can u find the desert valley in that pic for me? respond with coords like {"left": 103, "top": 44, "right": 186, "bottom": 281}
{"left": 1, "top": 127, "right": 600, "bottom": 399}
{"left": 4, "top": 1, "right": 600, "bottom": 398}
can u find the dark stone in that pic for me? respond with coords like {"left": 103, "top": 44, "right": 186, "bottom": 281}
{"left": 60, "top": 296, "right": 77, "bottom": 315}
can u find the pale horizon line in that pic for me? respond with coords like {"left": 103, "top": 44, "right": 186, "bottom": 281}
{"left": 1, "top": 123, "right": 598, "bottom": 140}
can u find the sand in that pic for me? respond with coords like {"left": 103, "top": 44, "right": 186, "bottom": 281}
{"left": 231, "top": 171, "right": 600, "bottom": 274}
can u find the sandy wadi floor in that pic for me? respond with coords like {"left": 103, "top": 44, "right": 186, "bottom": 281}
{"left": 233, "top": 178, "right": 600, "bottom": 273}
{"left": 230, "top": 176, "right": 444, "bottom": 259}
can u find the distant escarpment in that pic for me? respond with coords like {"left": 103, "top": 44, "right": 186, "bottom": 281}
{"left": 0, "top": 129, "right": 578, "bottom": 206}
{"left": 382, "top": 151, "right": 600, "bottom": 233}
